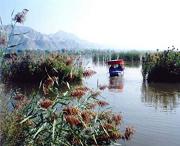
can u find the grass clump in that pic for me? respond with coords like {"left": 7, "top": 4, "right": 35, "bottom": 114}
{"left": 142, "top": 47, "right": 180, "bottom": 82}
{"left": 1, "top": 51, "right": 83, "bottom": 83}
{"left": 0, "top": 110, "right": 28, "bottom": 146}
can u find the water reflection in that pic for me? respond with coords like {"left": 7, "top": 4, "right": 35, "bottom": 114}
{"left": 0, "top": 82, "right": 16, "bottom": 112}
{"left": 141, "top": 83, "right": 180, "bottom": 111}
{"left": 125, "top": 61, "right": 141, "bottom": 68}
{"left": 3, "top": 82, "right": 40, "bottom": 96}
{"left": 85, "top": 58, "right": 180, "bottom": 146}
{"left": 108, "top": 77, "right": 124, "bottom": 92}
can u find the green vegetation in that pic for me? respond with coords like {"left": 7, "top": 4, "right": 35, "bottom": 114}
{"left": 92, "top": 50, "right": 143, "bottom": 63}
{"left": 0, "top": 9, "right": 134, "bottom": 146}
{"left": 1, "top": 51, "right": 83, "bottom": 83}
{"left": 0, "top": 109, "right": 28, "bottom": 146}
{"left": 142, "top": 48, "right": 180, "bottom": 82}
{"left": 58, "top": 49, "right": 143, "bottom": 62}
{"left": 0, "top": 78, "right": 134, "bottom": 146}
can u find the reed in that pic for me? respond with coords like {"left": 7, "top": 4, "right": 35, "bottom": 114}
{"left": 0, "top": 77, "right": 134, "bottom": 146}
{"left": 92, "top": 50, "right": 142, "bottom": 63}
{"left": 142, "top": 47, "right": 180, "bottom": 82}
{"left": 1, "top": 51, "right": 83, "bottom": 83}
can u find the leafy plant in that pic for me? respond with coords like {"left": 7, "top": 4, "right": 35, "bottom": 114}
{"left": 142, "top": 47, "right": 180, "bottom": 82}
{"left": 1, "top": 51, "right": 83, "bottom": 83}
{"left": 0, "top": 78, "right": 134, "bottom": 146}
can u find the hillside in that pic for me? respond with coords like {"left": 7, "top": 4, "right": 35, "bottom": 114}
{"left": 5, "top": 25, "right": 101, "bottom": 50}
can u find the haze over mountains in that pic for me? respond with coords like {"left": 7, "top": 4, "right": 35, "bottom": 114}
{"left": 6, "top": 25, "right": 102, "bottom": 50}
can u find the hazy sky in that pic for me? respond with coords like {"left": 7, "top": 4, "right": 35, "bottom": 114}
{"left": 1, "top": 0, "right": 180, "bottom": 50}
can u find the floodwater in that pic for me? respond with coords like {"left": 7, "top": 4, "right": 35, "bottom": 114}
{"left": 83, "top": 58, "right": 180, "bottom": 146}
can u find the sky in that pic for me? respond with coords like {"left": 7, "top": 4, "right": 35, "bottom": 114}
{"left": 1, "top": 0, "right": 180, "bottom": 50}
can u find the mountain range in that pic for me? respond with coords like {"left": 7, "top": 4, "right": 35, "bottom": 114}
{"left": 5, "top": 25, "right": 102, "bottom": 50}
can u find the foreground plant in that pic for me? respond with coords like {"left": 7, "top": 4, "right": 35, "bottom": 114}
{"left": 0, "top": 9, "right": 29, "bottom": 51}
{"left": 0, "top": 9, "right": 29, "bottom": 81}
{"left": 0, "top": 77, "right": 134, "bottom": 146}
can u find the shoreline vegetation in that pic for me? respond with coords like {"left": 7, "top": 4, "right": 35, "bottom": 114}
{"left": 1, "top": 51, "right": 83, "bottom": 83}
{"left": 142, "top": 47, "right": 180, "bottom": 82}
{"left": 0, "top": 9, "right": 135, "bottom": 146}
{"left": 64, "top": 49, "right": 143, "bottom": 62}
{"left": 92, "top": 50, "right": 142, "bottom": 62}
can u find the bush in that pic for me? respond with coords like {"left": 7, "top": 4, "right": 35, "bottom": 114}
{"left": 1, "top": 51, "right": 83, "bottom": 83}
{"left": 142, "top": 47, "right": 180, "bottom": 82}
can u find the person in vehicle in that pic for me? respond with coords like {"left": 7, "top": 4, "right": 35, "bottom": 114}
{"left": 116, "top": 64, "right": 123, "bottom": 71}
{"left": 109, "top": 65, "right": 115, "bottom": 72}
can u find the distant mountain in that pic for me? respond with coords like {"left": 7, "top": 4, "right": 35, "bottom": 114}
{"left": 4, "top": 25, "right": 101, "bottom": 50}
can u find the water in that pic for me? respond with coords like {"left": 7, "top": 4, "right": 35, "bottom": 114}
{"left": 83, "top": 59, "right": 180, "bottom": 146}
{"left": 1, "top": 57, "right": 180, "bottom": 146}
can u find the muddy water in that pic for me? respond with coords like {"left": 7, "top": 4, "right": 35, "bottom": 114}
{"left": 83, "top": 59, "right": 180, "bottom": 146}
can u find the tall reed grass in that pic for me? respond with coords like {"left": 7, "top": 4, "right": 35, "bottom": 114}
{"left": 142, "top": 47, "right": 180, "bottom": 82}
